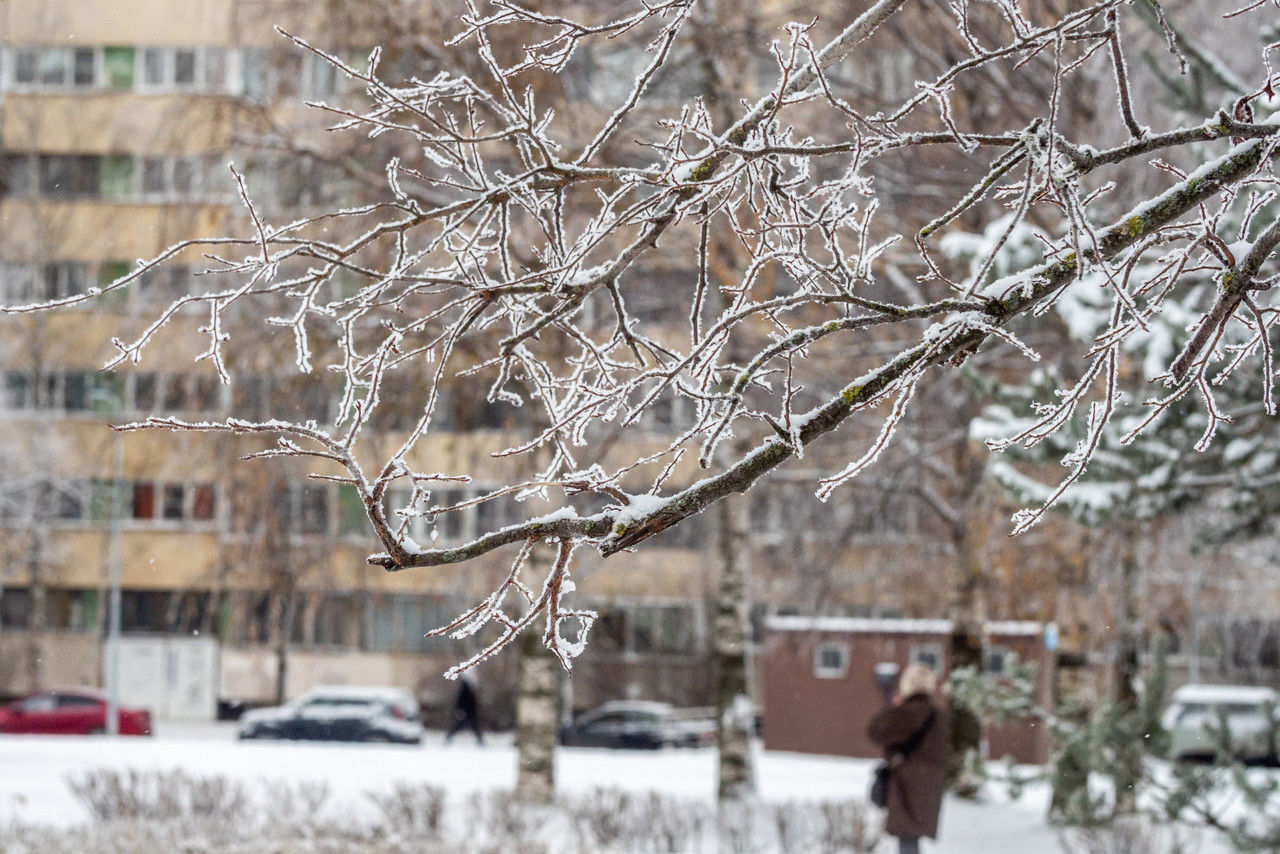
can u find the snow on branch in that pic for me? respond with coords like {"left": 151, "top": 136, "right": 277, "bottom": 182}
{"left": 9, "top": 0, "right": 1280, "bottom": 663}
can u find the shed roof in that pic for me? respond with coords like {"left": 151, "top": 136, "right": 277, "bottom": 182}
{"left": 765, "top": 615, "right": 1046, "bottom": 637}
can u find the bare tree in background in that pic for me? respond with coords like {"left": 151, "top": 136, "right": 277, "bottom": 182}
{"left": 8, "top": 0, "right": 1280, "bottom": 729}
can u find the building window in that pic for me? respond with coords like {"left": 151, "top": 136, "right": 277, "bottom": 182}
{"left": 137, "top": 46, "right": 223, "bottom": 92}
{"left": 0, "top": 153, "right": 223, "bottom": 202}
{"left": 45, "top": 481, "right": 87, "bottom": 520}
{"left": 11, "top": 49, "right": 37, "bottom": 85}
{"left": 290, "top": 484, "right": 330, "bottom": 535}
{"left": 242, "top": 49, "right": 335, "bottom": 101}
{"left": 0, "top": 588, "right": 33, "bottom": 628}
{"left": 161, "top": 484, "right": 186, "bottom": 521}
{"left": 814, "top": 641, "right": 850, "bottom": 679}
{"left": 384, "top": 484, "right": 521, "bottom": 546}
{"left": 363, "top": 593, "right": 452, "bottom": 653}
{"left": 132, "top": 482, "right": 157, "bottom": 520}
{"left": 120, "top": 590, "right": 169, "bottom": 632}
{"left": 102, "top": 46, "right": 135, "bottom": 89}
{"left": 127, "top": 481, "right": 215, "bottom": 525}
{"left": 0, "top": 369, "right": 217, "bottom": 416}
{"left": 41, "top": 262, "right": 89, "bottom": 300}
{"left": 38, "top": 47, "right": 71, "bottom": 86}
{"left": 88, "top": 373, "right": 125, "bottom": 411}
{"left": 984, "top": 646, "right": 1011, "bottom": 677}
{"left": 133, "top": 373, "right": 158, "bottom": 411}
{"left": 89, "top": 479, "right": 130, "bottom": 521}
{"left": 303, "top": 594, "right": 358, "bottom": 647}
{"left": 584, "top": 602, "right": 701, "bottom": 658}
{"left": 44, "top": 588, "right": 99, "bottom": 632}
{"left": 910, "top": 643, "right": 944, "bottom": 673}
{"left": 37, "top": 154, "right": 99, "bottom": 197}
{"left": 337, "top": 486, "right": 368, "bottom": 538}
{"left": 0, "top": 154, "right": 33, "bottom": 196}
{"left": 3, "top": 371, "right": 31, "bottom": 409}
{"left": 631, "top": 605, "right": 694, "bottom": 655}
{"left": 3, "top": 44, "right": 230, "bottom": 93}
{"left": 191, "top": 485, "right": 217, "bottom": 522}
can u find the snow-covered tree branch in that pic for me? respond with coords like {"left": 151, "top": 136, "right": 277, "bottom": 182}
{"left": 6, "top": 0, "right": 1280, "bottom": 666}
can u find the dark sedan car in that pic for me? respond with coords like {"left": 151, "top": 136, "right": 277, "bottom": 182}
{"left": 236, "top": 686, "right": 424, "bottom": 744}
{"left": 559, "top": 701, "right": 715, "bottom": 750}
{"left": 0, "top": 689, "right": 152, "bottom": 736}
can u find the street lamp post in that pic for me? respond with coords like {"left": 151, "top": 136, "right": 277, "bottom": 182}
{"left": 104, "top": 435, "right": 123, "bottom": 736}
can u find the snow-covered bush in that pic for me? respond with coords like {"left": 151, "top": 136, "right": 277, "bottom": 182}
{"left": 0, "top": 772, "right": 882, "bottom": 854}
{"left": 366, "top": 781, "right": 447, "bottom": 841}
{"left": 68, "top": 769, "right": 251, "bottom": 825}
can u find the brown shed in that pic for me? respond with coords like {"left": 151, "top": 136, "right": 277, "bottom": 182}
{"left": 762, "top": 616, "right": 1055, "bottom": 765}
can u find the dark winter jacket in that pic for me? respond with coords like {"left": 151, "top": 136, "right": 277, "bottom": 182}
{"left": 454, "top": 680, "right": 478, "bottom": 719}
{"left": 867, "top": 693, "right": 951, "bottom": 839}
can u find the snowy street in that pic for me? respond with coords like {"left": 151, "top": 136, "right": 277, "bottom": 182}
{"left": 0, "top": 726, "right": 1227, "bottom": 852}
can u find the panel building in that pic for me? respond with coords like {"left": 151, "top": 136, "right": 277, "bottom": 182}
{"left": 0, "top": 0, "right": 1117, "bottom": 730}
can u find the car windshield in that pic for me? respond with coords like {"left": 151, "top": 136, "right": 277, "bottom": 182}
{"left": 1175, "top": 700, "right": 1270, "bottom": 723}
{"left": 22, "top": 695, "right": 56, "bottom": 713}
{"left": 302, "top": 697, "right": 378, "bottom": 708}
{"left": 582, "top": 712, "right": 626, "bottom": 729}
{"left": 1176, "top": 702, "right": 1209, "bottom": 719}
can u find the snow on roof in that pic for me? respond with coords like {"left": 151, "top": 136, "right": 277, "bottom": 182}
{"left": 297, "top": 685, "right": 414, "bottom": 702}
{"left": 1171, "top": 684, "right": 1280, "bottom": 704}
{"left": 765, "top": 615, "right": 1047, "bottom": 637}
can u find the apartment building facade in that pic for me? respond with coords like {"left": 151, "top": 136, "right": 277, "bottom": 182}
{"left": 0, "top": 0, "right": 1087, "bottom": 727}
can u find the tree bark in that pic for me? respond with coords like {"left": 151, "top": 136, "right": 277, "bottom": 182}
{"left": 273, "top": 589, "right": 296, "bottom": 705}
{"left": 1113, "top": 523, "right": 1143, "bottom": 814}
{"left": 515, "top": 541, "right": 558, "bottom": 803}
{"left": 946, "top": 440, "right": 987, "bottom": 794}
{"left": 715, "top": 494, "right": 754, "bottom": 803}
{"left": 27, "top": 526, "right": 47, "bottom": 691}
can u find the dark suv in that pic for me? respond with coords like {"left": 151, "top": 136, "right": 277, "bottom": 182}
{"left": 559, "top": 701, "right": 715, "bottom": 749}
{"left": 236, "top": 686, "right": 423, "bottom": 744}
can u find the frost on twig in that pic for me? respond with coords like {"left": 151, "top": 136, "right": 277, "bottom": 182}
{"left": 9, "top": 1, "right": 1280, "bottom": 665}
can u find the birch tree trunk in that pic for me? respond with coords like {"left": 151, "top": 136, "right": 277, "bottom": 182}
{"left": 515, "top": 541, "right": 558, "bottom": 803}
{"left": 715, "top": 494, "right": 753, "bottom": 802}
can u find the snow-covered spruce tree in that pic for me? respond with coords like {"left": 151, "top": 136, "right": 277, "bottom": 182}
{"left": 961, "top": 13, "right": 1280, "bottom": 829}
{"left": 5, "top": 1, "right": 1280, "bottom": 716}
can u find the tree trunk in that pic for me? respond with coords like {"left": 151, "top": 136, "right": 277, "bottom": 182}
{"left": 946, "top": 448, "right": 987, "bottom": 795}
{"left": 1113, "top": 524, "right": 1142, "bottom": 814}
{"left": 515, "top": 542, "right": 558, "bottom": 803}
{"left": 715, "top": 494, "right": 754, "bottom": 803}
{"left": 273, "top": 589, "right": 296, "bottom": 705}
{"left": 27, "top": 527, "right": 47, "bottom": 691}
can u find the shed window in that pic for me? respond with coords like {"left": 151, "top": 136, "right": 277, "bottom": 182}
{"left": 814, "top": 641, "right": 850, "bottom": 679}
{"left": 910, "top": 643, "right": 943, "bottom": 673}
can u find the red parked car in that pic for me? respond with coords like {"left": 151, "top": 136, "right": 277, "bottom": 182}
{"left": 0, "top": 689, "right": 152, "bottom": 736}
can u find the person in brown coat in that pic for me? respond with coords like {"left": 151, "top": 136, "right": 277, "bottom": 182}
{"left": 868, "top": 663, "right": 951, "bottom": 854}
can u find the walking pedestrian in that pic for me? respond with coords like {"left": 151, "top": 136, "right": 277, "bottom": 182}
{"left": 868, "top": 663, "right": 951, "bottom": 854}
{"left": 445, "top": 675, "right": 483, "bottom": 745}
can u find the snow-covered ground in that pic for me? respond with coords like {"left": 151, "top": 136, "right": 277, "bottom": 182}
{"left": 0, "top": 725, "right": 1230, "bottom": 852}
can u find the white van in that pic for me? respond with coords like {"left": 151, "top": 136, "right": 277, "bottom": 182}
{"left": 1162, "top": 684, "right": 1280, "bottom": 763}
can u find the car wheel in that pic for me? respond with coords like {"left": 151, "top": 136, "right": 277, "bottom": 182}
{"left": 89, "top": 727, "right": 105, "bottom": 736}
{"left": 365, "top": 731, "right": 393, "bottom": 743}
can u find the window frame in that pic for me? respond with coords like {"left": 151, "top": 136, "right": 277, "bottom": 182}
{"left": 813, "top": 640, "right": 851, "bottom": 679}
{"left": 909, "top": 642, "right": 944, "bottom": 674}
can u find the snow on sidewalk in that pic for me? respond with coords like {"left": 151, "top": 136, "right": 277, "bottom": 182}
{"left": 0, "top": 730, "right": 1221, "bottom": 852}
